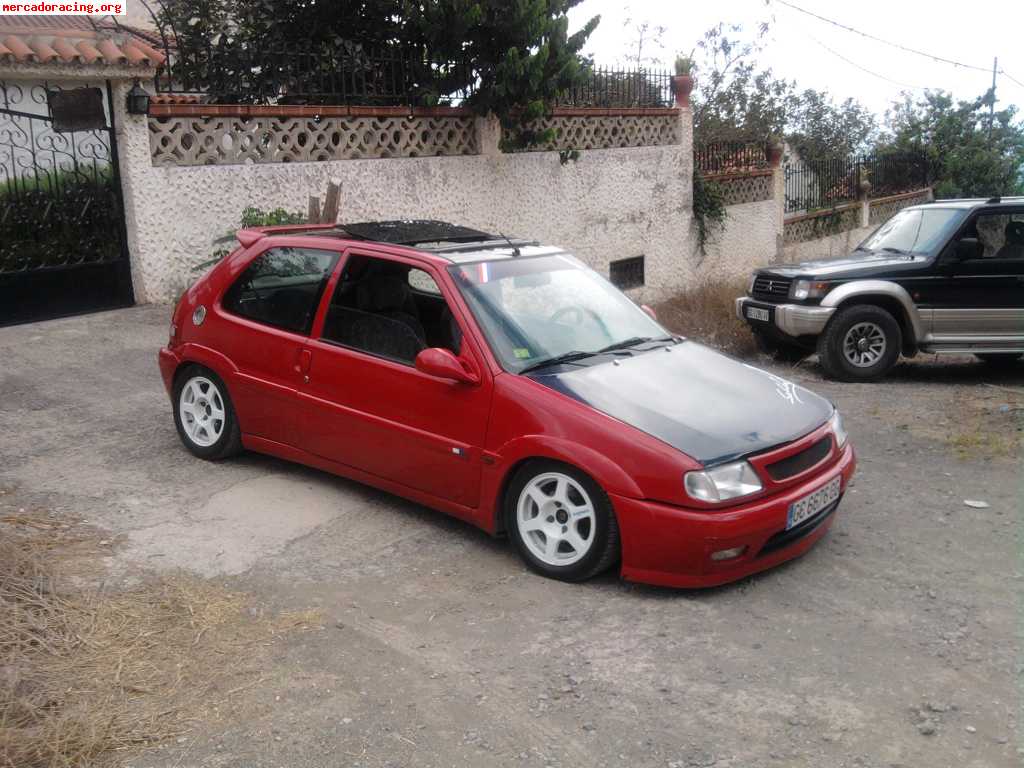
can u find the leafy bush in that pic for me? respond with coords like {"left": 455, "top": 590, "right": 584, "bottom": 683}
{"left": 692, "top": 170, "right": 727, "bottom": 254}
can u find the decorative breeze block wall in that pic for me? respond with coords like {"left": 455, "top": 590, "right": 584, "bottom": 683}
{"left": 783, "top": 204, "right": 862, "bottom": 245}
{"left": 706, "top": 171, "right": 774, "bottom": 206}
{"left": 520, "top": 114, "right": 680, "bottom": 152}
{"left": 868, "top": 190, "right": 932, "bottom": 225}
{"left": 149, "top": 114, "right": 478, "bottom": 166}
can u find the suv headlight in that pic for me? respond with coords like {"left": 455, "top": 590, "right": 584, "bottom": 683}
{"left": 830, "top": 410, "right": 848, "bottom": 448}
{"left": 790, "top": 279, "right": 830, "bottom": 300}
{"left": 684, "top": 461, "right": 763, "bottom": 503}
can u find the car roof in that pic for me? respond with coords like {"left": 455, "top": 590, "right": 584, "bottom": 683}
{"left": 236, "top": 219, "right": 569, "bottom": 265}
{"left": 914, "top": 196, "right": 1024, "bottom": 211}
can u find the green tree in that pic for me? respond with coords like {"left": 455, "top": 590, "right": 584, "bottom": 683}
{"left": 787, "top": 89, "right": 877, "bottom": 159}
{"left": 880, "top": 90, "right": 1024, "bottom": 197}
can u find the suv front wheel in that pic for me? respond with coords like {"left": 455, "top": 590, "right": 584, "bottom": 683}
{"left": 817, "top": 305, "right": 902, "bottom": 382}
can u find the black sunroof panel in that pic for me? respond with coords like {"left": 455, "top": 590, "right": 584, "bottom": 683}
{"left": 341, "top": 220, "right": 494, "bottom": 245}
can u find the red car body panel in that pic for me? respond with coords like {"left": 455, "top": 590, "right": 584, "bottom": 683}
{"left": 159, "top": 229, "right": 856, "bottom": 587}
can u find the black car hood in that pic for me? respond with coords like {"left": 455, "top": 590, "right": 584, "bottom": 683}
{"left": 528, "top": 342, "right": 833, "bottom": 466}
{"left": 760, "top": 252, "right": 929, "bottom": 280}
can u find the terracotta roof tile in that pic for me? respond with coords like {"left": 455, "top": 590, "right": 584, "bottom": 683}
{"left": 0, "top": 15, "right": 164, "bottom": 67}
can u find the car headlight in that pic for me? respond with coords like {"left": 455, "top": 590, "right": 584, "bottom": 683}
{"left": 684, "top": 461, "right": 763, "bottom": 503}
{"left": 830, "top": 410, "right": 848, "bottom": 448}
{"left": 790, "top": 279, "right": 831, "bottom": 300}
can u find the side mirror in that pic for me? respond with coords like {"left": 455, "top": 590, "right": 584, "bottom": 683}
{"left": 415, "top": 347, "right": 479, "bottom": 385}
{"left": 641, "top": 304, "right": 657, "bottom": 321}
{"left": 954, "top": 237, "right": 983, "bottom": 261}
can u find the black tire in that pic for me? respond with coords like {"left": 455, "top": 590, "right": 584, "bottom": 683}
{"left": 504, "top": 459, "right": 620, "bottom": 583}
{"left": 172, "top": 364, "right": 242, "bottom": 461}
{"left": 817, "top": 304, "right": 902, "bottom": 382}
{"left": 975, "top": 353, "right": 1022, "bottom": 368}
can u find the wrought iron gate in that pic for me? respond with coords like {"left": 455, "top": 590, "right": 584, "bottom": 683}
{"left": 0, "top": 80, "right": 133, "bottom": 326}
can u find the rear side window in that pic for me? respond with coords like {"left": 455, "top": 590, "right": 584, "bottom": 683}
{"left": 223, "top": 247, "right": 338, "bottom": 334}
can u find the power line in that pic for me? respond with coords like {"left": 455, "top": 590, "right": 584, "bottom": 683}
{"left": 1001, "top": 70, "right": 1024, "bottom": 89}
{"left": 773, "top": 0, "right": 994, "bottom": 73}
{"left": 807, "top": 34, "right": 934, "bottom": 91}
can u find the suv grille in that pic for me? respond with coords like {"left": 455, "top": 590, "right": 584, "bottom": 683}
{"left": 765, "top": 436, "right": 832, "bottom": 481}
{"left": 751, "top": 275, "right": 792, "bottom": 302}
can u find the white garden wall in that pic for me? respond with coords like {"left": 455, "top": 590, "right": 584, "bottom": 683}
{"left": 115, "top": 99, "right": 696, "bottom": 304}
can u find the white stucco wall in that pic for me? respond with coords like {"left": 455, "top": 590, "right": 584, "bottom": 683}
{"left": 698, "top": 195, "right": 782, "bottom": 283}
{"left": 115, "top": 101, "right": 697, "bottom": 304}
{"left": 781, "top": 224, "right": 874, "bottom": 264}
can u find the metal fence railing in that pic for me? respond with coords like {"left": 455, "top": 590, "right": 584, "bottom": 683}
{"left": 784, "top": 153, "right": 928, "bottom": 214}
{"left": 694, "top": 141, "right": 771, "bottom": 174}
{"left": 555, "top": 67, "right": 673, "bottom": 108}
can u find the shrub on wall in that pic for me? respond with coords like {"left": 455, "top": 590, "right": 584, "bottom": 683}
{"left": 198, "top": 206, "right": 308, "bottom": 272}
{"left": 692, "top": 169, "right": 727, "bottom": 255}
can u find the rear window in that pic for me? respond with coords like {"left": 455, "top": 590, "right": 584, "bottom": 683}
{"left": 223, "top": 247, "right": 338, "bottom": 334}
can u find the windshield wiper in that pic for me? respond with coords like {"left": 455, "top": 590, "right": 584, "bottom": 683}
{"left": 519, "top": 350, "right": 604, "bottom": 374}
{"left": 878, "top": 246, "right": 910, "bottom": 255}
{"left": 595, "top": 335, "right": 674, "bottom": 353}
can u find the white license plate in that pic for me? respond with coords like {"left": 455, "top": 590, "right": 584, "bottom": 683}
{"left": 787, "top": 475, "right": 841, "bottom": 530}
{"left": 745, "top": 305, "right": 770, "bottom": 322}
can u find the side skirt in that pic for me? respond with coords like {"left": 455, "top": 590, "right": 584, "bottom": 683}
{"left": 241, "top": 435, "right": 495, "bottom": 533}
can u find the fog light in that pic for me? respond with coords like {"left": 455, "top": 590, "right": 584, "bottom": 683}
{"left": 710, "top": 546, "right": 747, "bottom": 562}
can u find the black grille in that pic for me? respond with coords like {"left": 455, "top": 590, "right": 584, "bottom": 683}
{"left": 759, "top": 498, "right": 840, "bottom": 556}
{"left": 765, "top": 436, "right": 832, "bottom": 481}
{"left": 751, "top": 275, "right": 792, "bottom": 302}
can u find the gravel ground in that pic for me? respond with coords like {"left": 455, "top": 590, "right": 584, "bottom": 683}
{"left": 0, "top": 305, "right": 1020, "bottom": 768}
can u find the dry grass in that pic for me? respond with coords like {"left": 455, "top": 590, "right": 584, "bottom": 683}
{"left": 651, "top": 279, "right": 758, "bottom": 358}
{"left": 0, "top": 513, "right": 322, "bottom": 768}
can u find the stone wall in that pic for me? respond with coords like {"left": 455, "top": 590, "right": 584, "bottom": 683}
{"left": 116, "top": 101, "right": 696, "bottom": 303}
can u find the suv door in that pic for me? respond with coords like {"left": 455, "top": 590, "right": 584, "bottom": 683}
{"left": 210, "top": 243, "right": 340, "bottom": 445}
{"left": 932, "top": 209, "right": 1024, "bottom": 342}
{"left": 297, "top": 249, "right": 493, "bottom": 509}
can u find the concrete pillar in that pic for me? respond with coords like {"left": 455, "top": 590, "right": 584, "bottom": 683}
{"left": 474, "top": 113, "right": 502, "bottom": 157}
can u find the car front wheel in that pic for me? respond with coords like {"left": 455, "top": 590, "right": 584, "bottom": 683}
{"left": 505, "top": 460, "right": 620, "bottom": 583}
{"left": 817, "top": 305, "right": 902, "bottom": 382}
{"left": 172, "top": 365, "right": 242, "bottom": 460}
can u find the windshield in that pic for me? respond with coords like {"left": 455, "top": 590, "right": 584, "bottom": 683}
{"left": 449, "top": 254, "right": 668, "bottom": 373}
{"left": 858, "top": 207, "right": 966, "bottom": 255}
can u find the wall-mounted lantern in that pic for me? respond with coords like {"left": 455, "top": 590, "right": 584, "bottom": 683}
{"left": 126, "top": 79, "right": 151, "bottom": 115}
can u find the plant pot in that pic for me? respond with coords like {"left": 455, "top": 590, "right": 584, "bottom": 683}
{"left": 858, "top": 179, "right": 873, "bottom": 196}
{"left": 671, "top": 74, "right": 694, "bottom": 107}
{"left": 765, "top": 141, "right": 784, "bottom": 166}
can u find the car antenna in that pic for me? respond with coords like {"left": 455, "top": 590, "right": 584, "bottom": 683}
{"left": 499, "top": 232, "right": 521, "bottom": 258}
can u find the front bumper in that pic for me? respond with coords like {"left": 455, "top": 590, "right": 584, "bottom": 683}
{"left": 735, "top": 297, "right": 835, "bottom": 337}
{"left": 614, "top": 442, "right": 856, "bottom": 588}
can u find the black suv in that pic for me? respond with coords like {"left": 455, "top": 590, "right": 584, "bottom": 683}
{"left": 736, "top": 197, "right": 1024, "bottom": 381}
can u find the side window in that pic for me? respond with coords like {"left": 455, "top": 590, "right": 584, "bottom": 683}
{"left": 223, "top": 247, "right": 338, "bottom": 334}
{"left": 974, "top": 213, "right": 1024, "bottom": 259}
{"left": 321, "top": 255, "right": 462, "bottom": 364}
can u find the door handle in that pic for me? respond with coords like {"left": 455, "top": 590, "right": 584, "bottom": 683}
{"left": 295, "top": 349, "right": 312, "bottom": 383}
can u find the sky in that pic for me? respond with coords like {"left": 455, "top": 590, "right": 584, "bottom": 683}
{"left": 566, "top": 0, "right": 1024, "bottom": 120}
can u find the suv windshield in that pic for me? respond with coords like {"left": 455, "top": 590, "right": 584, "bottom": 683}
{"left": 858, "top": 207, "right": 966, "bottom": 255}
{"left": 450, "top": 254, "right": 668, "bottom": 373}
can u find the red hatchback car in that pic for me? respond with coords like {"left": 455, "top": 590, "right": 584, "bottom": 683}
{"left": 159, "top": 221, "right": 856, "bottom": 587}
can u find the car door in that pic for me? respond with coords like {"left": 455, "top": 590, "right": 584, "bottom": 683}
{"left": 931, "top": 209, "right": 1024, "bottom": 341}
{"left": 208, "top": 243, "right": 340, "bottom": 445}
{"left": 297, "top": 248, "right": 493, "bottom": 508}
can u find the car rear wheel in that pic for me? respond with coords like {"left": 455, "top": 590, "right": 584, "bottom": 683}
{"left": 817, "top": 305, "right": 902, "bottom": 382}
{"left": 505, "top": 460, "right": 620, "bottom": 583}
{"left": 975, "top": 353, "right": 1022, "bottom": 368}
{"left": 172, "top": 365, "right": 242, "bottom": 460}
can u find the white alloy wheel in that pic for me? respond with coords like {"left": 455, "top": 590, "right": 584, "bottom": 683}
{"left": 178, "top": 375, "right": 226, "bottom": 448}
{"left": 516, "top": 472, "right": 596, "bottom": 566}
